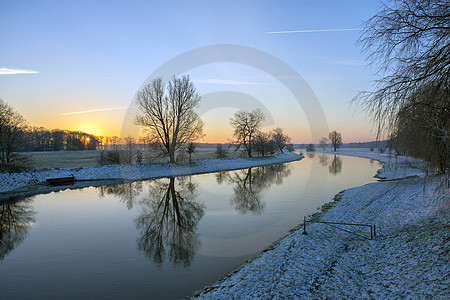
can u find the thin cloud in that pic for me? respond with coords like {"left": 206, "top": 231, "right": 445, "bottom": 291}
{"left": 193, "top": 79, "right": 268, "bottom": 85}
{"left": 266, "top": 28, "right": 363, "bottom": 34}
{"left": 61, "top": 106, "right": 128, "bottom": 116}
{"left": 0, "top": 67, "right": 40, "bottom": 75}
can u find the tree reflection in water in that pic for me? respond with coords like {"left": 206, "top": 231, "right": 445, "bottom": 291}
{"left": 0, "top": 197, "right": 36, "bottom": 260}
{"left": 306, "top": 152, "right": 315, "bottom": 159}
{"left": 329, "top": 155, "right": 343, "bottom": 175}
{"left": 217, "top": 164, "right": 292, "bottom": 215}
{"left": 98, "top": 182, "right": 143, "bottom": 209}
{"left": 136, "top": 177, "right": 204, "bottom": 267}
{"left": 319, "top": 154, "right": 329, "bottom": 167}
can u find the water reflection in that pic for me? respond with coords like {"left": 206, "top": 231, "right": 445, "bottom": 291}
{"left": 306, "top": 152, "right": 315, "bottom": 159}
{"left": 98, "top": 182, "right": 143, "bottom": 209}
{"left": 319, "top": 154, "right": 329, "bottom": 167}
{"left": 136, "top": 177, "right": 205, "bottom": 267}
{"left": 0, "top": 197, "right": 36, "bottom": 260}
{"left": 216, "top": 164, "right": 292, "bottom": 215}
{"left": 329, "top": 155, "right": 343, "bottom": 175}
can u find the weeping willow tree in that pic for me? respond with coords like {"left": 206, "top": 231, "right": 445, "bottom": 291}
{"left": 355, "top": 0, "right": 449, "bottom": 174}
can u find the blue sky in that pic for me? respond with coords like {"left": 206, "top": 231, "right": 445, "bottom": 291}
{"left": 0, "top": 0, "right": 382, "bottom": 142}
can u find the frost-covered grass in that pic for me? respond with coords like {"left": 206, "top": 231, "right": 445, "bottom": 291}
{"left": 17, "top": 148, "right": 244, "bottom": 168}
{"left": 192, "top": 150, "right": 449, "bottom": 299}
{"left": 0, "top": 153, "right": 302, "bottom": 195}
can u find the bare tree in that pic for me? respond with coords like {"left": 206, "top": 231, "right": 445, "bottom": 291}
{"left": 355, "top": 0, "right": 449, "bottom": 173}
{"left": 0, "top": 99, "right": 26, "bottom": 164}
{"left": 271, "top": 127, "right": 291, "bottom": 153}
{"left": 215, "top": 144, "right": 227, "bottom": 159}
{"left": 186, "top": 142, "right": 195, "bottom": 163}
{"left": 392, "top": 85, "right": 449, "bottom": 173}
{"left": 123, "top": 136, "right": 142, "bottom": 165}
{"left": 355, "top": 0, "right": 449, "bottom": 133}
{"left": 135, "top": 76, "right": 204, "bottom": 163}
{"left": 306, "top": 144, "right": 316, "bottom": 152}
{"left": 329, "top": 131, "right": 342, "bottom": 151}
{"left": 253, "top": 132, "right": 276, "bottom": 157}
{"left": 319, "top": 137, "right": 328, "bottom": 150}
{"left": 230, "top": 109, "right": 265, "bottom": 157}
{"left": 286, "top": 144, "right": 295, "bottom": 152}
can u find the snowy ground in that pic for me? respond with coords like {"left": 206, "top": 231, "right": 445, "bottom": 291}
{"left": 192, "top": 150, "right": 449, "bottom": 299}
{"left": 316, "top": 148, "right": 426, "bottom": 180}
{"left": 0, "top": 153, "right": 302, "bottom": 195}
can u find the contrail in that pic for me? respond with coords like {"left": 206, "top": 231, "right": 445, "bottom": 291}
{"left": 0, "top": 67, "right": 40, "bottom": 75}
{"left": 61, "top": 106, "right": 128, "bottom": 116}
{"left": 266, "top": 28, "right": 363, "bottom": 34}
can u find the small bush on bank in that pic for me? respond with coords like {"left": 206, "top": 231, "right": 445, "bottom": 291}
{"left": 0, "top": 154, "right": 33, "bottom": 173}
{"left": 306, "top": 144, "right": 316, "bottom": 152}
{"left": 98, "top": 150, "right": 121, "bottom": 165}
{"left": 216, "top": 144, "right": 228, "bottom": 159}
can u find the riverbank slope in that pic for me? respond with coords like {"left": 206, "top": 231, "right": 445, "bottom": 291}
{"left": 192, "top": 152, "right": 449, "bottom": 298}
{"left": 0, "top": 153, "right": 302, "bottom": 195}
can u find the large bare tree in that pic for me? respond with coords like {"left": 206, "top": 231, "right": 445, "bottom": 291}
{"left": 355, "top": 0, "right": 449, "bottom": 173}
{"left": 135, "top": 76, "right": 204, "bottom": 163}
{"left": 328, "top": 131, "right": 342, "bottom": 151}
{"left": 271, "top": 127, "right": 291, "bottom": 153}
{"left": 230, "top": 109, "right": 265, "bottom": 157}
{"left": 319, "top": 137, "right": 328, "bottom": 150}
{"left": 356, "top": 0, "right": 449, "bottom": 132}
{"left": 0, "top": 99, "right": 26, "bottom": 164}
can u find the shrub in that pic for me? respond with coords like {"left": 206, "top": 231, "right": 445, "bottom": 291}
{"left": 98, "top": 150, "right": 121, "bottom": 165}
{"left": 216, "top": 144, "right": 227, "bottom": 159}
{"left": 286, "top": 144, "right": 295, "bottom": 152}
{"left": 306, "top": 144, "right": 316, "bottom": 152}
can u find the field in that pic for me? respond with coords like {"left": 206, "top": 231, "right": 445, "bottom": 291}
{"left": 17, "top": 148, "right": 245, "bottom": 169}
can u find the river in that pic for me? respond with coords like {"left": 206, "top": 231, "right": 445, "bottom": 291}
{"left": 0, "top": 153, "right": 382, "bottom": 299}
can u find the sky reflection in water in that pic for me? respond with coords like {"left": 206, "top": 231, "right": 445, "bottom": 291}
{"left": 0, "top": 153, "right": 383, "bottom": 299}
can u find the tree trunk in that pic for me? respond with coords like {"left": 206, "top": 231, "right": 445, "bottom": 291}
{"left": 169, "top": 150, "right": 175, "bottom": 163}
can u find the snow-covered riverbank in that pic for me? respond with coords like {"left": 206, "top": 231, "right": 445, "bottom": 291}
{"left": 192, "top": 151, "right": 449, "bottom": 299}
{"left": 0, "top": 153, "right": 302, "bottom": 195}
{"left": 316, "top": 148, "right": 425, "bottom": 179}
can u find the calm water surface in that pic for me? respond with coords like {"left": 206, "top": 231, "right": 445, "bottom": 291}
{"left": 0, "top": 153, "right": 382, "bottom": 299}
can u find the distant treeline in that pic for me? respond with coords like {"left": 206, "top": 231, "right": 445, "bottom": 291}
{"left": 17, "top": 127, "right": 155, "bottom": 152}
{"left": 296, "top": 140, "right": 387, "bottom": 149}
{"left": 18, "top": 127, "right": 101, "bottom": 151}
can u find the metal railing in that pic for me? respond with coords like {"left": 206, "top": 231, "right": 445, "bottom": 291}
{"left": 302, "top": 216, "right": 377, "bottom": 240}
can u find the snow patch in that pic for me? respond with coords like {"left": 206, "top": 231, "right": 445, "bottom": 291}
{"left": 0, "top": 153, "right": 302, "bottom": 194}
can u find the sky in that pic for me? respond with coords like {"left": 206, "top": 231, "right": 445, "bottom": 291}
{"left": 0, "top": 0, "right": 383, "bottom": 143}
